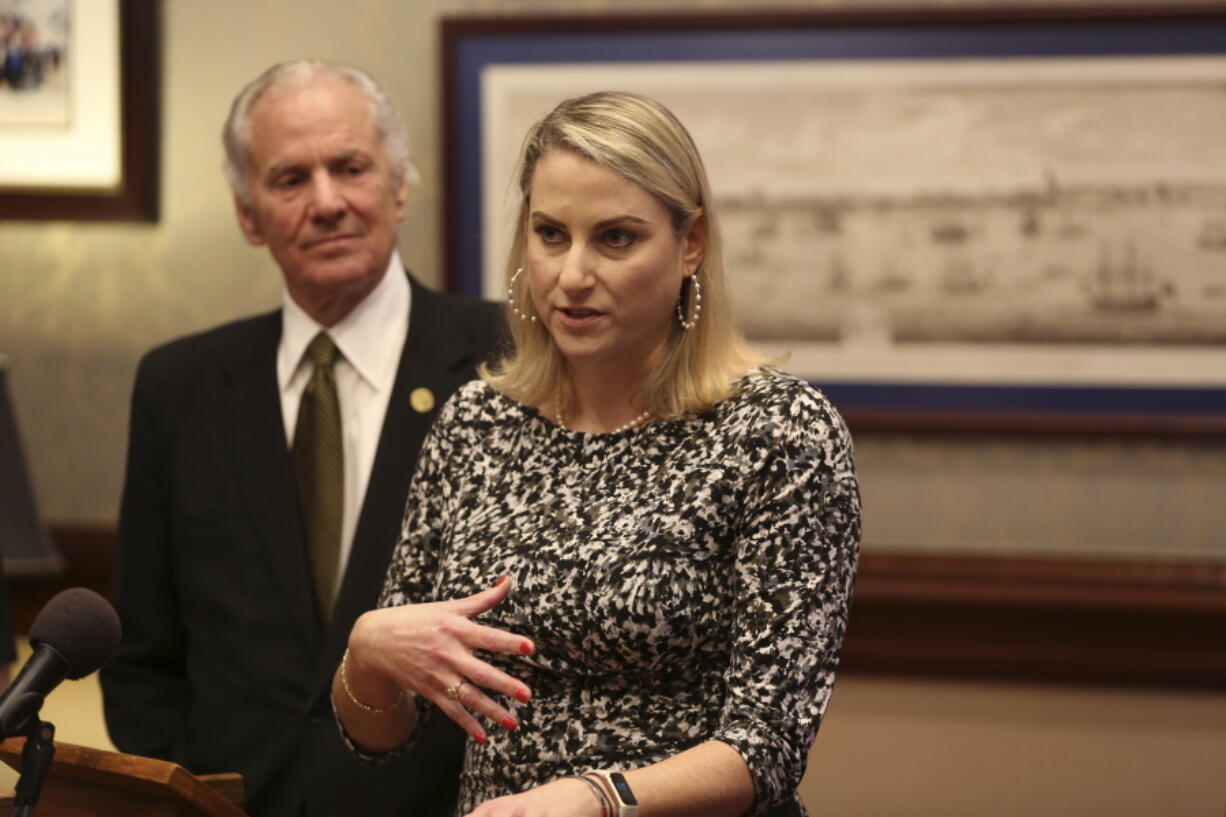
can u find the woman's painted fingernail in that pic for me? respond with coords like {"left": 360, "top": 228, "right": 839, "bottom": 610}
{"left": 494, "top": 575, "right": 508, "bottom": 587}
{"left": 519, "top": 641, "right": 533, "bottom": 655}
{"left": 515, "top": 688, "right": 531, "bottom": 703}
{"left": 501, "top": 717, "right": 518, "bottom": 731}
{"left": 472, "top": 731, "right": 487, "bottom": 744}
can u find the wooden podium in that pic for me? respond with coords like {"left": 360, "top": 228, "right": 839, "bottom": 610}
{"left": 0, "top": 738, "right": 247, "bottom": 817}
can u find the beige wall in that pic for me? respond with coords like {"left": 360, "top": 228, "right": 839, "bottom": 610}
{"left": 1, "top": 1, "right": 1224, "bottom": 815}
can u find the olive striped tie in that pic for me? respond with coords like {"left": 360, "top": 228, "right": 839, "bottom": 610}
{"left": 292, "top": 332, "right": 343, "bottom": 625}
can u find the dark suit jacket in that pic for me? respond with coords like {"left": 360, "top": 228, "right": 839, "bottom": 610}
{"left": 101, "top": 273, "right": 504, "bottom": 817}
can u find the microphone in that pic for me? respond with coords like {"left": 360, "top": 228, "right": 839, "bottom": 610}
{"left": 0, "top": 587, "right": 122, "bottom": 738}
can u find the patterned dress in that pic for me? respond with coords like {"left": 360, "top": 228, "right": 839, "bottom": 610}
{"left": 372, "top": 368, "right": 861, "bottom": 816}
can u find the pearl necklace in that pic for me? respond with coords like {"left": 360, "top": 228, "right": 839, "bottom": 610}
{"left": 555, "top": 406, "right": 652, "bottom": 434}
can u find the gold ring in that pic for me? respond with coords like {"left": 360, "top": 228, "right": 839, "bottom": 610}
{"left": 445, "top": 681, "right": 465, "bottom": 701}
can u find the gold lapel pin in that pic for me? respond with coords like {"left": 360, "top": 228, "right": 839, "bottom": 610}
{"left": 409, "top": 387, "right": 436, "bottom": 414}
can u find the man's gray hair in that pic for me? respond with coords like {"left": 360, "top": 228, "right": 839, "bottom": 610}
{"left": 222, "top": 59, "right": 419, "bottom": 204}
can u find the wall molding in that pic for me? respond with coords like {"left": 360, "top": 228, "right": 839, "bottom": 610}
{"left": 14, "top": 527, "right": 1225, "bottom": 689}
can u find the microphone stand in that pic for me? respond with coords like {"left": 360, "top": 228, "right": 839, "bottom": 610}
{"left": 13, "top": 718, "right": 56, "bottom": 817}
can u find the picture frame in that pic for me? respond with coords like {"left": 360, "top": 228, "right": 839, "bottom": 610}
{"left": 440, "top": 7, "right": 1226, "bottom": 688}
{"left": 441, "top": 5, "right": 1226, "bottom": 435}
{"left": 0, "top": 0, "right": 159, "bottom": 221}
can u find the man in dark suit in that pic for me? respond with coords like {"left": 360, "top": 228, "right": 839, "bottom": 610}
{"left": 100, "top": 60, "right": 501, "bottom": 817}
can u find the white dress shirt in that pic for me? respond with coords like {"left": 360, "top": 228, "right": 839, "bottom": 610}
{"left": 277, "top": 252, "right": 411, "bottom": 606}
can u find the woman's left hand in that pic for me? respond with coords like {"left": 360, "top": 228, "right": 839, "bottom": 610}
{"left": 462, "top": 777, "right": 605, "bottom": 817}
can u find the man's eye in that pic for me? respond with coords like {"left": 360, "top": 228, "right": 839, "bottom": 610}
{"left": 275, "top": 175, "right": 304, "bottom": 189}
{"left": 604, "top": 229, "right": 636, "bottom": 248}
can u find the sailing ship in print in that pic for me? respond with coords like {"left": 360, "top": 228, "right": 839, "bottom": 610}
{"left": 717, "top": 178, "right": 1226, "bottom": 345}
{"left": 1084, "top": 240, "right": 1166, "bottom": 312}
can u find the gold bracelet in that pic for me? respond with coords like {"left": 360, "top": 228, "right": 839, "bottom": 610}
{"left": 340, "top": 648, "right": 405, "bottom": 714}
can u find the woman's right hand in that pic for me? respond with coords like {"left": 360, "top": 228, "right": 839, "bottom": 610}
{"left": 344, "top": 576, "right": 534, "bottom": 742}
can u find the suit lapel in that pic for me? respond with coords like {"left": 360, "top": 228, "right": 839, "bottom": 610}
{"left": 221, "top": 313, "right": 322, "bottom": 651}
{"left": 317, "top": 276, "right": 481, "bottom": 689}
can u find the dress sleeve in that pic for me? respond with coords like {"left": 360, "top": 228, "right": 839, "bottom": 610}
{"left": 710, "top": 382, "right": 862, "bottom": 815}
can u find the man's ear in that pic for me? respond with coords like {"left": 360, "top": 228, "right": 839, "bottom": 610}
{"left": 393, "top": 174, "right": 409, "bottom": 222}
{"left": 234, "top": 196, "right": 266, "bottom": 246}
{"left": 682, "top": 209, "right": 706, "bottom": 277}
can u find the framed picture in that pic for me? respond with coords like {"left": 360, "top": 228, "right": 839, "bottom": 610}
{"left": 0, "top": 0, "right": 159, "bottom": 221}
{"left": 441, "top": 5, "right": 1226, "bottom": 435}
{"left": 440, "top": 7, "right": 1226, "bottom": 688}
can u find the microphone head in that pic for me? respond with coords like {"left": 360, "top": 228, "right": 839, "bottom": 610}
{"left": 29, "top": 588, "right": 122, "bottom": 680}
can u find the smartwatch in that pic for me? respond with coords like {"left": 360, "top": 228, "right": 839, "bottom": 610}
{"left": 591, "top": 770, "right": 639, "bottom": 817}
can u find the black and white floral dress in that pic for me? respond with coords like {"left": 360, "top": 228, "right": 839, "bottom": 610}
{"left": 374, "top": 368, "right": 861, "bottom": 816}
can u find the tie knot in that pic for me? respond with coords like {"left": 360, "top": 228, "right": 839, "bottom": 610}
{"left": 306, "top": 332, "right": 339, "bottom": 370}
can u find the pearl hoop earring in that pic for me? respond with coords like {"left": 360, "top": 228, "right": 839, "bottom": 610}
{"left": 677, "top": 273, "right": 702, "bottom": 331}
{"left": 508, "top": 266, "right": 537, "bottom": 322}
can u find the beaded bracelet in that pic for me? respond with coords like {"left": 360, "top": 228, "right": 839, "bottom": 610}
{"left": 339, "top": 648, "right": 405, "bottom": 714}
{"left": 562, "top": 774, "right": 612, "bottom": 817}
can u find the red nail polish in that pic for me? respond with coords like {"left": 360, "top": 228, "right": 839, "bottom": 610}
{"left": 519, "top": 641, "right": 533, "bottom": 655}
{"left": 494, "top": 576, "right": 508, "bottom": 587}
{"left": 472, "top": 731, "right": 487, "bottom": 744}
{"left": 515, "top": 689, "right": 531, "bottom": 703}
{"left": 501, "top": 717, "right": 518, "bottom": 731}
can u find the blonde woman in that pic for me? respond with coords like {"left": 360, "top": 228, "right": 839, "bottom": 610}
{"left": 334, "top": 92, "right": 861, "bottom": 817}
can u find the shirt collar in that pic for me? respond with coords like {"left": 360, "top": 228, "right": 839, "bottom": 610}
{"left": 278, "top": 251, "right": 410, "bottom": 391}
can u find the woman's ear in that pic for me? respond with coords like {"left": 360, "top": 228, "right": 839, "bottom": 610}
{"left": 682, "top": 209, "right": 706, "bottom": 277}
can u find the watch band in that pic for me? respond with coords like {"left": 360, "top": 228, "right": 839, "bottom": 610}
{"left": 590, "top": 770, "right": 639, "bottom": 817}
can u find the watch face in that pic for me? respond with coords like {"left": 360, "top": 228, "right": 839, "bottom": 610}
{"left": 610, "top": 772, "right": 638, "bottom": 806}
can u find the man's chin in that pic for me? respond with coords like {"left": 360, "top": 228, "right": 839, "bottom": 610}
{"left": 285, "top": 258, "right": 389, "bottom": 324}
{"left": 290, "top": 258, "right": 385, "bottom": 293}
{"left": 301, "top": 249, "right": 379, "bottom": 277}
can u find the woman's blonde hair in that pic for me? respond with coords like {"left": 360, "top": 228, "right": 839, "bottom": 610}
{"left": 480, "top": 91, "right": 760, "bottom": 417}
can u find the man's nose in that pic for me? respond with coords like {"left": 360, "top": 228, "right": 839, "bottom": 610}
{"left": 307, "top": 172, "right": 346, "bottom": 220}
